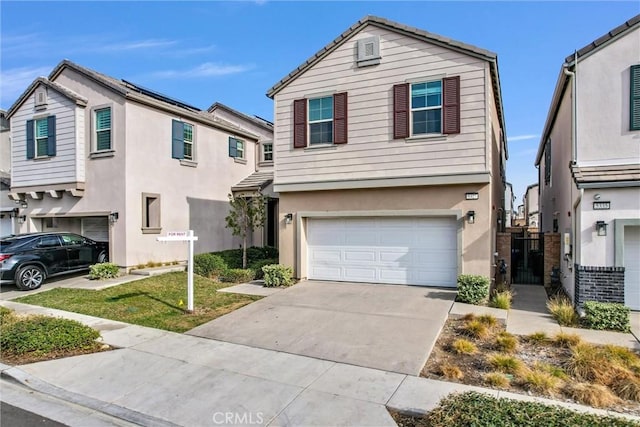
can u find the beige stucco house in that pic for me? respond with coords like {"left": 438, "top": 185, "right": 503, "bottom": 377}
{"left": 535, "top": 15, "right": 640, "bottom": 310}
{"left": 6, "top": 60, "right": 271, "bottom": 267}
{"left": 0, "top": 110, "right": 16, "bottom": 237}
{"left": 267, "top": 16, "right": 507, "bottom": 287}
{"left": 524, "top": 183, "right": 539, "bottom": 230}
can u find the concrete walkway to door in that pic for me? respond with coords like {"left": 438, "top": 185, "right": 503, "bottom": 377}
{"left": 187, "top": 280, "right": 456, "bottom": 375}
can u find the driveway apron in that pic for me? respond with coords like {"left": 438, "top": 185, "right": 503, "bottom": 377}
{"left": 187, "top": 280, "right": 456, "bottom": 375}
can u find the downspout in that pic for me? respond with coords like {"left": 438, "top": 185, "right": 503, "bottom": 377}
{"left": 563, "top": 52, "right": 578, "bottom": 274}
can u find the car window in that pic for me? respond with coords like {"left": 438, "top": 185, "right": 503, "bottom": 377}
{"left": 37, "top": 236, "right": 61, "bottom": 248}
{"left": 60, "top": 234, "right": 85, "bottom": 246}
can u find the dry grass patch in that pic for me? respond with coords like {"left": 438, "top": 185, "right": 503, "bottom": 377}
{"left": 552, "top": 332, "right": 582, "bottom": 348}
{"left": 484, "top": 372, "right": 510, "bottom": 389}
{"left": 604, "top": 345, "right": 640, "bottom": 372}
{"left": 451, "top": 338, "right": 477, "bottom": 355}
{"left": 461, "top": 320, "right": 490, "bottom": 339}
{"left": 565, "top": 383, "right": 620, "bottom": 408}
{"left": 547, "top": 295, "right": 579, "bottom": 326}
{"left": 521, "top": 368, "right": 562, "bottom": 396}
{"left": 565, "top": 342, "right": 610, "bottom": 382}
{"left": 526, "top": 331, "right": 549, "bottom": 344}
{"left": 533, "top": 361, "right": 568, "bottom": 380}
{"left": 488, "top": 354, "right": 524, "bottom": 375}
{"left": 609, "top": 370, "right": 640, "bottom": 402}
{"left": 439, "top": 362, "right": 464, "bottom": 380}
{"left": 495, "top": 331, "right": 518, "bottom": 353}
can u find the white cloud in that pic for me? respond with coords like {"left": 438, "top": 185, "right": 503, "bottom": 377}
{"left": 99, "top": 39, "right": 178, "bottom": 52}
{"left": 0, "top": 66, "right": 52, "bottom": 108}
{"left": 507, "top": 134, "right": 539, "bottom": 142}
{"left": 151, "top": 62, "right": 252, "bottom": 79}
{"left": 513, "top": 148, "right": 539, "bottom": 157}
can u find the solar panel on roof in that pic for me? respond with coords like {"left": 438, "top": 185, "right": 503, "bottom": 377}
{"left": 121, "top": 79, "right": 200, "bottom": 111}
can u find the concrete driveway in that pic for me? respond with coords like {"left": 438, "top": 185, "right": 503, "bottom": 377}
{"left": 187, "top": 280, "right": 456, "bottom": 375}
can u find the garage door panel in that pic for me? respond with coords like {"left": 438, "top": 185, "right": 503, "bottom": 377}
{"left": 307, "top": 217, "right": 458, "bottom": 287}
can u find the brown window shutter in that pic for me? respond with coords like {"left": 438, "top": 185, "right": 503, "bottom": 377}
{"left": 333, "top": 92, "right": 348, "bottom": 144}
{"left": 442, "top": 76, "right": 460, "bottom": 134}
{"left": 293, "top": 98, "right": 307, "bottom": 148}
{"left": 393, "top": 83, "right": 410, "bottom": 139}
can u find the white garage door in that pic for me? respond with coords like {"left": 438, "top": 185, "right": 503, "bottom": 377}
{"left": 624, "top": 226, "right": 640, "bottom": 311}
{"left": 82, "top": 217, "right": 109, "bottom": 242}
{"left": 307, "top": 217, "right": 458, "bottom": 287}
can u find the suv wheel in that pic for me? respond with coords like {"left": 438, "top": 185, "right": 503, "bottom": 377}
{"left": 98, "top": 250, "right": 108, "bottom": 263}
{"left": 16, "top": 265, "right": 45, "bottom": 290}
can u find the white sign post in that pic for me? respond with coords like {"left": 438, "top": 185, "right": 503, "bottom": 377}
{"left": 157, "top": 230, "right": 199, "bottom": 313}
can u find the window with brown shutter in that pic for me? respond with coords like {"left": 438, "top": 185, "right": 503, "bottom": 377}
{"left": 333, "top": 92, "right": 348, "bottom": 144}
{"left": 293, "top": 98, "right": 307, "bottom": 148}
{"left": 393, "top": 83, "right": 410, "bottom": 139}
{"left": 442, "top": 76, "right": 460, "bottom": 134}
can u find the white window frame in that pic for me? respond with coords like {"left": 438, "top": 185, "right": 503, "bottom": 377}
{"left": 183, "top": 122, "right": 194, "bottom": 160}
{"left": 34, "top": 117, "right": 48, "bottom": 157}
{"left": 410, "top": 80, "right": 443, "bottom": 136}
{"left": 263, "top": 142, "right": 273, "bottom": 162}
{"left": 308, "top": 96, "right": 333, "bottom": 145}
{"left": 94, "top": 107, "right": 112, "bottom": 152}
{"left": 236, "top": 139, "right": 244, "bottom": 159}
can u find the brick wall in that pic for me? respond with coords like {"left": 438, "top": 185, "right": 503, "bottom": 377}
{"left": 495, "top": 232, "right": 511, "bottom": 287}
{"left": 543, "top": 233, "right": 560, "bottom": 288}
{"left": 574, "top": 265, "right": 625, "bottom": 309}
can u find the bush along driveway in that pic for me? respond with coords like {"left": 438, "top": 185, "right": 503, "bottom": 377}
{"left": 15, "top": 272, "right": 261, "bottom": 333}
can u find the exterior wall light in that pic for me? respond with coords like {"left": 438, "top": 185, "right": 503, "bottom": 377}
{"left": 595, "top": 220, "right": 607, "bottom": 236}
{"left": 285, "top": 213, "right": 293, "bottom": 224}
{"left": 466, "top": 210, "right": 475, "bottom": 224}
{"left": 18, "top": 215, "right": 26, "bottom": 224}
{"left": 19, "top": 200, "right": 28, "bottom": 208}
{"left": 109, "top": 212, "right": 119, "bottom": 224}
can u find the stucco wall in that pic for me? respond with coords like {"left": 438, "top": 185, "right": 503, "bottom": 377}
{"left": 279, "top": 184, "right": 493, "bottom": 280}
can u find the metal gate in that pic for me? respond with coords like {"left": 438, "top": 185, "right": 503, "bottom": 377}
{"left": 511, "top": 232, "right": 544, "bottom": 285}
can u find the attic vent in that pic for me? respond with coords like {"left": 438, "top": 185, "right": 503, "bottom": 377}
{"left": 356, "top": 36, "right": 381, "bottom": 67}
{"left": 35, "top": 87, "right": 48, "bottom": 109}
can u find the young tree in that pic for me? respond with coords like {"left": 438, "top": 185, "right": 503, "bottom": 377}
{"left": 225, "top": 192, "right": 268, "bottom": 269}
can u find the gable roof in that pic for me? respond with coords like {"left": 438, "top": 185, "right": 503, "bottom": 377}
{"left": 208, "top": 102, "right": 273, "bottom": 132}
{"left": 535, "top": 14, "right": 640, "bottom": 165}
{"left": 7, "top": 77, "right": 88, "bottom": 118}
{"left": 266, "top": 15, "right": 506, "bottom": 155}
{"left": 8, "top": 60, "right": 258, "bottom": 140}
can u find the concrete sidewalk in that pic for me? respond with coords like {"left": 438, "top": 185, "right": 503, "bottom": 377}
{"left": 1, "top": 300, "right": 637, "bottom": 427}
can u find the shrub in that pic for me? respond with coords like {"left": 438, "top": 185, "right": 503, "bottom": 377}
{"left": 220, "top": 268, "right": 255, "bottom": 283}
{"left": 527, "top": 331, "right": 549, "bottom": 344}
{"left": 521, "top": 369, "right": 561, "bottom": 395}
{"left": 212, "top": 246, "right": 278, "bottom": 269}
{"left": 488, "top": 354, "right": 524, "bottom": 374}
{"left": 495, "top": 332, "right": 518, "bottom": 353}
{"left": 566, "top": 343, "right": 611, "bottom": 383}
{"left": 564, "top": 383, "right": 619, "bottom": 408}
{"left": 0, "top": 306, "right": 15, "bottom": 325}
{"left": 248, "top": 258, "right": 278, "bottom": 280}
{"left": 490, "top": 290, "right": 512, "bottom": 310}
{"left": 194, "top": 253, "right": 227, "bottom": 278}
{"left": 461, "top": 320, "right": 490, "bottom": 339}
{"left": 263, "top": 264, "right": 294, "bottom": 287}
{"left": 424, "top": 391, "right": 633, "bottom": 427}
{"left": 547, "top": 295, "right": 579, "bottom": 326}
{"left": 484, "top": 372, "right": 510, "bottom": 389}
{"left": 451, "top": 338, "right": 477, "bottom": 355}
{"left": 0, "top": 315, "right": 100, "bottom": 356}
{"left": 89, "top": 263, "right": 120, "bottom": 280}
{"left": 552, "top": 332, "right": 582, "bottom": 348}
{"left": 461, "top": 313, "right": 476, "bottom": 321}
{"left": 456, "top": 274, "right": 490, "bottom": 305}
{"left": 582, "top": 301, "right": 630, "bottom": 332}
{"left": 439, "top": 362, "right": 464, "bottom": 380}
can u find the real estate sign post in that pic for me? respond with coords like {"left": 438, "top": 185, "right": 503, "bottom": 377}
{"left": 157, "top": 230, "right": 199, "bottom": 313}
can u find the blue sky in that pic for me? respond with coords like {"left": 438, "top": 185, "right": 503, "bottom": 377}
{"left": 1, "top": 1, "right": 638, "bottom": 201}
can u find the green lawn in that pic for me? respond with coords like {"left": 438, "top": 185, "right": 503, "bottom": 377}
{"left": 15, "top": 272, "right": 261, "bottom": 333}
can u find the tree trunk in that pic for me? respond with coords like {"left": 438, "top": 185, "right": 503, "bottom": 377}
{"left": 243, "top": 234, "right": 247, "bottom": 269}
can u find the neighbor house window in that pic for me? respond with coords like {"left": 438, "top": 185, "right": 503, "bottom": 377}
{"left": 26, "top": 116, "right": 56, "bottom": 159}
{"left": 229, "top": 137, "right": 244, "bottom": 159}
{"left": 308, "top": 96, "right": 333, "bottom": 144}
{"left": 411, "top": 81, "right": 442, "bottom": 135}
{"left": 171, "top": 120, "right": 195, "bottom": 162}
{"left": 183, "top": 123, "right": 193, "bottom": 160}
{"left": 141, "top": 193, "right": 161, "bottom": 233}
{"left": 95, "top": 108, "right": 112, "bottom": 151}
{"left": 263, "top": 143, "right": 273, "bottom": 162}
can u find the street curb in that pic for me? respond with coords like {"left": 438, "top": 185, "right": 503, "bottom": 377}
{"left": 1, "top": 366, "right": 180, "bottom": 427}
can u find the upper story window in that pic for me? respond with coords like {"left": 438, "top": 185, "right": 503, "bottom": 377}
{"left": 171, "top": 120, "right": 195, "bottom": 163}
{"left": 229, "top": 137, "right": 245, "bottom": 159}
{"left": 183, "top": 123, "right": 193, "bottom": 160}
{"left": 393, "top": 76, "right": 459, "bottom": 139}
{"left": 630, "top": 64, "right": 640, "bottom": 131}
{"left": 308, "top": 96, "right": 333, "bottom": 145}
{"left": 292, "top": 93, "right": 347, "bottom": 149}
{"left": 411, "top": 81, "right": 442, "bottom": 135}
{"left": 95, "top": 108, "right": 112, "bottom": 151}
{"left": 26, "top": 116, "right": 56, "bottom": 159}
{"left": 263, "top": 142, "right": 273, "bottom": 162}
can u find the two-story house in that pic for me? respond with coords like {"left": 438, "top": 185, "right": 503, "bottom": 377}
{"left": 524, "top": 183, "right": 539, "bottom": 230}
{"left": 536, "top": 15, "right": 640, "bottom": 310}
{"left": 505, "top": 182, "right": 515, "bottom": 228}
{"left": 0, "top": 110, "right": 15, "bottom": 237}
{"left": 6, "top": 60, "right": 268, "bottom": 268}
{"left": 267, "top": 16, "right": 507, "bottom": 288}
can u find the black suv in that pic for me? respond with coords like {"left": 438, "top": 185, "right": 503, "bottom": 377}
{"left": 0, "top": 233, "right": 109, "bottom": 290}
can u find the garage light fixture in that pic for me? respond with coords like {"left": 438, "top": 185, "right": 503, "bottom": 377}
{"left": 109, "top": 212, "right": 119, "bottom": 224}
{"left": 18, "top": 215, "right": 26, "bottom": 224}
{"left": 466, "top": 210, "right": 475, "bottom": 224}
{"left": 285, "top": 213, "right": 293, "bottom": 225}
{"left": 595, "top": 220, "right": 607, "bottom": 236}
{"left": 15, "top": 199, "right": 28, "bottom": 208}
